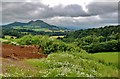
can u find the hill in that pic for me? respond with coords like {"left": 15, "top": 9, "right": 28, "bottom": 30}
{"left": 2, "top": 20, "right": 65, "bottom": 30}
{"left": 1, "top": 20, "right": 68, "bottom": 38}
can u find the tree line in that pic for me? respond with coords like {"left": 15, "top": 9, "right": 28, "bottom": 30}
{"left": 60, "top": 25, "right": 120, "bottom": 53}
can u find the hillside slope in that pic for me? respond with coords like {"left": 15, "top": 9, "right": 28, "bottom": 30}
{"left": 2, "top": 20, "right": 65, "bottom": 30}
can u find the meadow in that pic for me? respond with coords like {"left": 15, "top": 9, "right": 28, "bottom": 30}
{"left": 2, "top": 52, "right": 118, "bottom": 77}
{"left": 91, "top": 52, "right": 118, "bottom": 67}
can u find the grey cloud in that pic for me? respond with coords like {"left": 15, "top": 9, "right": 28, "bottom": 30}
{"left": 86, "top": 2, "right": 118, "bottom": 16}
{"left": 2, "top": 2, "right": 49, "bottom": 23}
{"left": 1, "top": 1, "right": 118, "bottom": 29}
{"left": 44, "top": 13, "right": 118, "bottom": 29}
{"left": 92, "top": 0, "right": 119, "bottom": 2}
{"left": 99, "top": 12, "right": 118, "bottom": 24}
{"left": 2, "top": 0, "right": 29, "bottom": 2}
{"left": 33, "top": 4, "right": 88, "bottom": 18}
{"left": 2, "top": 2, "right": 88, "bottom": 24}
{"left": 100, "top": 12, "right": 117, "bottom": 18}
{"left": 2, "top": 0, "right": 42, "bottom": 2}
{"left": 51, "top": 4, "right": 87, "bottom": 17}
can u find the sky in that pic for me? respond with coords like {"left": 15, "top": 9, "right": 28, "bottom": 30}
{"left": 1, "top": 0, "right": 119, "bottom": 29}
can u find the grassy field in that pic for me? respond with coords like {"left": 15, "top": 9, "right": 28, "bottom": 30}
{"left": 25, "top": 52, "right": 119, "bottom": 77}
{"left": 13, "top": 26, "right": 65, "bottom": 32}
{"left": 90, "top": 52, "right": 119, "bottom": 67}
{"left": 13, "top": 26, "right": 51, "bottom": 32}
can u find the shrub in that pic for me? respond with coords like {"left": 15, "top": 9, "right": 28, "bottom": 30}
{"left": 15, "top": 35, "right": 82, "bottom": 54}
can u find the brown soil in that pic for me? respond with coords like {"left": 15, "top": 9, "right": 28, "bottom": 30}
{"left": 1, "top": 44, "right": 47, "bottom": 60}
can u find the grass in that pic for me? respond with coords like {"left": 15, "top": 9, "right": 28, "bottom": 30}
{"left": 32, "top": 28, "right": 51, "bottom": 32}
{"left": 0, "top": 38, "right": 8, "bottom": 42}
{"left": 13, "top": 26, "right": 51, "bottom": 32}
{"left": 0, "top": 38, "right": 3, "bottom": 41}
{"left": 90, "top": 52, "right": 119, "bottom": 68}
{"left": 13, "top": 26, "right": 66, "bottom": 32}
{"left": 25, "top": 52, "right": 118, "bottom": 77}
{"left": 3, "top": 66, "right": 37, "bottom": 77}
{"left": 2, "top": 52, "right": 119, "bottom": 77}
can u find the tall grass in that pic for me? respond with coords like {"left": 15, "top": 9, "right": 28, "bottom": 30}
{"left": 90, "top": 52, "right": 119, "bottom": 69}
{"left": 26, "top": 52, "right": 118, "bottom": 77}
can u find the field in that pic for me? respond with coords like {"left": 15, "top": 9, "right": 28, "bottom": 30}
{"left": 13, "top": 26, "right": 65, "bottom": 32}
{"left": 91, "top": 52, "right": 118, "bottom": 67}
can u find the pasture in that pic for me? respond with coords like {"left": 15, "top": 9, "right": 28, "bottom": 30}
{"left": 90, "top": 52, "right": 119, "bottom": 68}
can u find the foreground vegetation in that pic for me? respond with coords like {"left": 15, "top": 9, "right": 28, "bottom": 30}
{"left": 1, "top": 35, "right": 119, "bottom": 77}
{"left": 2, "top": 35, "right": 83, "bottom": 54}
{"left": 3, "top": 52, "right": 118, "bottom": 77}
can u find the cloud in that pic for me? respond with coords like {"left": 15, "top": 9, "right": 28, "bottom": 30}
{"left": 2, "top": 2, "right": 88, "bottom": 24}
{"left": 86, "top": 2, "right": 118, "bottom": 15}
{"left": 1, "top": 1, "right": 118, "bottom": 29}
{"left": 2, "top": 2, "right": 49, "bottom": 23}
{"left": 43, "top": 16, "right": 108, "bottom": 29}
{"left": 41, "top": 4, "right": 88, "bottom": 18}
{"left": 2, "top": 0, "right": 30, "bottom": 2}
{"left": 92, "top": 0, "right": 119, "bottom": 2}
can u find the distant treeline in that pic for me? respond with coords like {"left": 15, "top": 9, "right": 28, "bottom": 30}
{"left": 1, "top": 26, "right": 66, "bottom": 38}
{"left": 60, "top": 25, "right": 120, "bottom": 53}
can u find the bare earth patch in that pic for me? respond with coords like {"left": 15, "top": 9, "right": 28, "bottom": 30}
{"left": 0, "top": 44, "right": 48, "bottom": 76}
{"left": 1, "top": 44, "right": 47, "bottom": 59}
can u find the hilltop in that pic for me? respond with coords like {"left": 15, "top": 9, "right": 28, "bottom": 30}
{"left": 2, "top": 20, "right": 66, "bottom": 30}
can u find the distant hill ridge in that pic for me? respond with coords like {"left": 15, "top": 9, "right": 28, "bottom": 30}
{"left": 2, "top": 20, "right": 66, "bottom": 30}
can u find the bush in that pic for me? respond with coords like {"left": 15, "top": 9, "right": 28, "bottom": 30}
{"left": 15, "top": 35, "right": 82, "bottom": 54}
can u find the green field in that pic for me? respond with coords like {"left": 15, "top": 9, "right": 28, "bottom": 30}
{"left": 3, "top": 52, "right": 118, "bottom": 77}
{"left": 12, "top": 26, "right": 64, "bottom": 32}
{"left": 13, "top": 26, "right": 51, "bottom": 32}
{"left": 91, "top": 52, "right": 118, "bottom": 67}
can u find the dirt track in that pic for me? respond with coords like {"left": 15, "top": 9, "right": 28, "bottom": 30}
{"left": 1, "top": 44, "right": 47, "bottom": 59}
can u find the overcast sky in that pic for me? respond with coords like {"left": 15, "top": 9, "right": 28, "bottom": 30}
{"left": 1, "top": 0, "right": 119, "bottom": 29}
